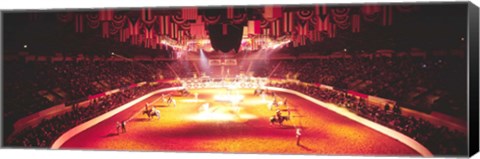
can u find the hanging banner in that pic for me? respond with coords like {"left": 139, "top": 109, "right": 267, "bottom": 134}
{"left": 315, "top": 5, "right": 328, "bottom": 16}
{"left": 382, "top": 6, "right": 393, "bottom": 26}
{"left": 102, "top": 22, "right": 110, "bottom": 38}
{"left": 296, "top": 23, "right": 309, "bottom": 36}
{"left": 362, "top": 5, "right": 382, "bottom": 22}
{"left": 296, "top": 10, "right": 314, "bottom": 21}
{"left": 57, "top": 13, "right": 73, "bottom": 23}
{"left": 271, "top": 20, "right": 281, "bottom": 37}
{"left": 222, "top": 23, "right": 228, "bottom": 35}
{"left": 232, "top": 13, "right": 247, "bottom": 24}
{"left": 99, "top": 9, "right": 114, "bottom": 21}
{"left": 142, "top": 8, "right": 156, "bottom": 25}
{"left": 248, "top": 20, "right": 261, "bottom": 34}
{"left": 75, "top": 14, "right": 84, "bottom": 33}
{"left": 263, "top": 6, "right": 282, "bottom": 20}
{"left": 158, "top": 15, "right": 171, "bottom": 35}
{"left": 328, "top": 23, "right": 336, "bottom": 38}
{"left": 283, "top": 11, "right": 293, "bottom": 33}
{"left": 182, "top": 7, "right": 198, "bottom": 20}
{"left": 352, "top": 14, "right": 360, "bottom": 33}
{"left": 227, "top": 7, "right": 234, "bottom": 19}
{"left": 86, "top": 13, "right": 100, "bottom": 29}
{"left": 172, "top": 14, "right": 187, "bottom": 24}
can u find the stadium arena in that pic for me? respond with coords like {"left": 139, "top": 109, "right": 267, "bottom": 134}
{"left": 2, "top": 3, "right": 470, "bottom": 157}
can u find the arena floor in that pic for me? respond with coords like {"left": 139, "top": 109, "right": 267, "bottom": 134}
{"left": 60, "top": 88, "right": 419, "bottom": 156}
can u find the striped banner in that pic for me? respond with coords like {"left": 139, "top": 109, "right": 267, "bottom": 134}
{"left": 75, "top": 14, "right": 84, "bottom": 33}
{"left": 102, "top": 22, "right": 109, "bottom": 38}
{"left": 271, "top": 20, "right": 281, "bottom": 37}
{"left": 128, "top": 18, "right": 140, "bottom": 35}
{"left": 382, "top": 6, "right": 393, "bottom": 26}
{"left": 315, "top": 5, "right": 328, "bottom": 16}
{"left": 317, "top": 15, "right": 329, "bottom": 31}
{"left": 263, "top": 6, "right": 282, "bottom": 19}
{"left": 182, "top": 7, "right": 198, "bottom": 20}
{"left": 283, "top": 12, "right": 293, "bottom": 33}
{"left": 158, "top": 16, "right": 170, "bottom": 35}
{"left": 296, "top": 23, "right": 309, "bottom": 36}
{"left": 222, "top": 23, "right": 228, "bottom": 35}
{"left": 248, "top": 20, "right": 261, "bottom": 34}
{"left": 352, "top": 14, "right": 360, "bottom": 33}
{"left": 328, "top": 23, "right": 336, "bottom": 38}
{"left": 227, "top": 7, "right": 234, "bottom": 19}
{"left": 99, "top": 9, "right": 113, "bottom": 21}
{"left": 142, "top": 8, "right": 156, "bottom": 25}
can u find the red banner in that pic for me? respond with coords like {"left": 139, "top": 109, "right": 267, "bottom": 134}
{"left": 182, "top": 7, "right": 198, "bottom": 20}
{"left": 248, "top": 20, "right": 261, "bottom": 34}
{"left": 264, "top": 6, "right": 282, "bottom": 19}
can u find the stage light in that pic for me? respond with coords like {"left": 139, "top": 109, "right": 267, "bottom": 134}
{"left": 111, "top": 52, "right": 115, "bottom": 55}
{"left": 23, "top": 44, "right": 27, "bottom": 48}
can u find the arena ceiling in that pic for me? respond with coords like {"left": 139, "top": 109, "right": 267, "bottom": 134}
{"left": 2, "top": 3, "right": 467, "bottom": 57}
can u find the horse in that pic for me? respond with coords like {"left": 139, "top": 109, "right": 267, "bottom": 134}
{"left": 270, "top": 115, "right": 290, "bottom": 126}
{"left": 143, "top": 109, "right": 161, "bottom": 119}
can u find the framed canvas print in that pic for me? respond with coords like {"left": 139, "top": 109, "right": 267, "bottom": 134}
{"left": 1, "top": 0, "right": 479, "bottom": 158}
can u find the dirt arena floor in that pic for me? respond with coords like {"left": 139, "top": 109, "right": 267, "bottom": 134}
{"left": 60, "top": 88, "right": 420, "bottom": 156}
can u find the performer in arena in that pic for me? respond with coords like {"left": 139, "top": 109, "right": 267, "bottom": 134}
{"left": 145, "top": 102, "right": 149, "bottom": 111}
{"left": 296, "top": 128, "right": 302, "bottom": 146}
{"left": 161, "top": 94, "right": 167, "bottom": 103}
{"left": 276, "top": 109, "right": 282, "bottom": 120}
{"left": 121, "top": 120, "right": 127, "bottom": 133}
{"left": 116, "top": 121, "right": 122, "bottom": 134}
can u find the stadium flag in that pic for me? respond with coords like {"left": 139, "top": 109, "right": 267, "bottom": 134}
{"left": 102, "top": 22, "right": 109, "bottom": 38}
{"left": 128, "top": 18, "right": 140, "bottom": 35}
{"left": 296, "top": 23, "right": 309, "bottom": 35}
{"left": 158, "top": 15, "right": 171, "bottom": 35}
{"left": 144, "top": 25, "right": 155, "bottom": 39}
{"left": 248, "top": 20, "right": 261, "bottom": 34}
{"left": 171, "top": 22, "right": 178, "bottom": 38}
{"left": 141, "top": 8, "right": 156, "bottom": 25}
{"left": 182, "top": 7, "right": 198, "bottom": 20}
{"left": 227, "top": 7, "right": 234, "bottom": 19}
{"left": 190, "top": 16, "right": 206, "bottom": 37}
{"left": 99, "top": 9, "right": 113, "bottom": 21}
{"left": 271, "top": 20, "right": 281, "bottom": 37}
{"left": 264, "top": 6, "right": 282, "bottom": 19}
{"left": 262, "top": 28, "right": 270, "bottom": 36}
{"left": 352, "top": 14, "right": 361, "bottom": 32}
{"left": 382, "top": 6, "right": 393, "bottom": 26}
{"left": 283, "top": 11, "right": 293, "bottom": 33}
{"left": 315, "top": 5, "right": 328, "bottom": 16}
{"left": 75, "top": 14, "right": 84, "bottom": 33}
{"left": 328, "top": 23, "right": 336, "bottom": 38}
{"left": 222, "top": 23, "right": 228, "bottom": 35}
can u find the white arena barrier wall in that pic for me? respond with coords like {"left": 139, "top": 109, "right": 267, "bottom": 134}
{"left": 51, "top": 87, "right": 183, "bottom": 149}
{"left": 265, "top": 86, "right": 433, "bottom": 157}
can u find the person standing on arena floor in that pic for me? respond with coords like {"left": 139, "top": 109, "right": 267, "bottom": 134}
{"left": 296, "top": 128, "right": 302, "bottom": 146}
{"left": 116, "top": 121, "right": 122, "bottom": 134}
{"left": 121, "top": 120, "right": 127, "bottom": 133}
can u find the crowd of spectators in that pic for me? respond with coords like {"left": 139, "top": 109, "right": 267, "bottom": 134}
{"left": 267, "top": 82, "right": 467, "bottom": 155}
{"left": 3, "top": 60, "right": 176, "bottom": 139}
{"left": 6, "top": 83, "right": 179, "bottom": 147}
{"left": 264, "top": 56, "right": 466, "bottom": 118}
